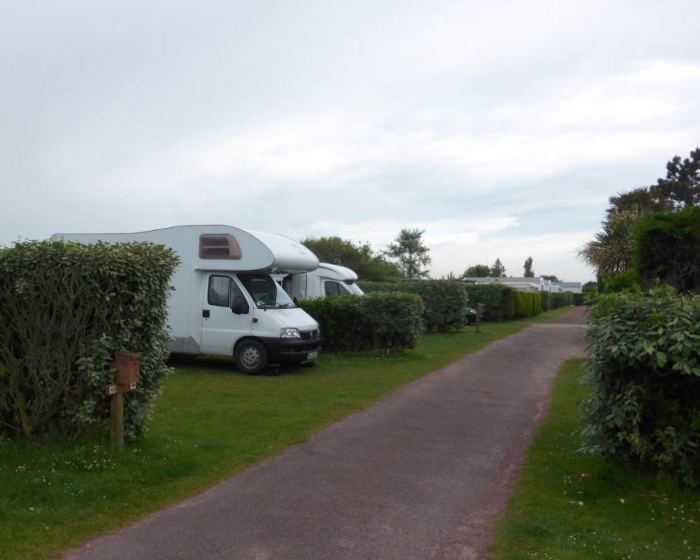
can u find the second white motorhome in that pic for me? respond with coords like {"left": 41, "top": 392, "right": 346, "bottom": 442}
{"left": 276, "top": 263, "right": 364, "bottom": 300}
{"left": 52, "top": 225, "right": 322, "bottom": 374}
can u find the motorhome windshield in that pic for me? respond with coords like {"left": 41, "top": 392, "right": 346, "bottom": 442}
{"left": 237, "top": 274, "right": 296, "bottom": 309}
{"left": 347, "top": 282, "right": 364, "bottom": 295}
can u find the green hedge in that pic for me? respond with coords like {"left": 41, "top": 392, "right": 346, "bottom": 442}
{"left": 550, "top": 292, "right": 573, "bottom": 308}
{"left": 0, "top": 240, "right": 179, "bottom": 440}
{"left": 359, "top": 280, "right": 468, "bottom": 331}
{"left": 512, "top": 291, "right": 542, "bottom": 317}
{"left": 582, "top": 288, "right": 700, "bottom": 486}
{"left": 300, "top": 293, "right": 424, "bottom": 352}
{"left": 463, "top": 284, "right": 516, "bottom": 321}
{"left": 634, "top": 207, "right": 700, "bottom": 293}
{"left": 540, "top": 291, "right": 551, "bottom": 311}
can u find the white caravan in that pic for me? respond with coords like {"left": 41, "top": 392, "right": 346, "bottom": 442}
{"left": 276, "top": 262, "right": 364, "bottom": 300}
{"left": 52, "top": 225, "right": 322, "bottom": 374}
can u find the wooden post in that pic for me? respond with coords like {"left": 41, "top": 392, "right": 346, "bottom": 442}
{"left": 111, "top": 392, "right": 124, "bottom": 453}
{"left": 108, "top": 351, "right": 140, "bottom": 453}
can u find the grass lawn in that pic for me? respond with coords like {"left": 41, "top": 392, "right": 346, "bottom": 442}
{"left": 0, "top": 308, "right": 570, "bottom": 560}
{"left": 490, "top": 359, "right": 700, "bottom": 560}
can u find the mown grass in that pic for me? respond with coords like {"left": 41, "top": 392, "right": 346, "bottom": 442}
{"left": 0, "top": 308, "right": 570, "bottom": 560}
{"left": 490, "top": 359, "right": 700, "bottom": 560}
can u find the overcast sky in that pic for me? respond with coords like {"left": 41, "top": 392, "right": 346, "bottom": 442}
{"left": 2, "top": 1, "right": 699, "bottom": 281}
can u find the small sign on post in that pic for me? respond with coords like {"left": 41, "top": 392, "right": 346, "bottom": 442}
{"left": 476, "top": 303, "right": 485, "bottom": 333}
{"left": 108, "top": 351, "right": 141, "bottom": 453}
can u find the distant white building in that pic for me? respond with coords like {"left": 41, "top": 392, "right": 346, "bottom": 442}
{"left": 550, "top": 281, "right": 582, "bottom": 294}
{"left": 462, "top": 277, "right": 582, "bottom": 294}
{"left": 462, "top": 276, "right": 544, "bottom": 292}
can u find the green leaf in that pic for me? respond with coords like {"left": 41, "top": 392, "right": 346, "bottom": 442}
{"left": 656, "top": 352, "right": 667, "bottom": 368}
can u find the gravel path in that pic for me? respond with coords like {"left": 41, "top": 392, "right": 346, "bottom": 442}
{"left": 65, "top": 307, "right": 587, "bottom": 560}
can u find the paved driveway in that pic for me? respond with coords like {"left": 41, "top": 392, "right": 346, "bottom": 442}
{"left": 65, "top": 308, "right": 586, "bottom": 560}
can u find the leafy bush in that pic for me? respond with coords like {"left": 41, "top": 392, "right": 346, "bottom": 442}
{"left": 463, "top": 284, "right": 516, "bottom": 321}
{"left": 513, "top": 291, "right": 542, "bottom": 317}
{"left": 582, "top": 288, "right": 700, "bottom": 486}
{"left": 300, "top": 293, "right": 423, "bottom": 352}
{"left": 572, "top": 293, "right": 585, "bottom": 306}
{"left": 603, "top": 270, "right": 641, "bottom": 293}
{"left": 0, "top": 241, "right": 179, "bottom": 440}
{"left": 359, "top": 280, "right": 468, "bottom": 331}
{"left": 634, "top": 207, "right": 700, "bottom": 293}
{"left": 540, "top": 291, "right": 551, "bottom": 311}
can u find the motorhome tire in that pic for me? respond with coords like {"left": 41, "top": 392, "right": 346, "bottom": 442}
{"left": 235, "top": 340, "right": 268, "bottom": 375}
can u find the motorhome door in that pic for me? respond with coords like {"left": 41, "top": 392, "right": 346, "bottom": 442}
{"left": 201, "top": 274, "right": 252, "bottom": 355}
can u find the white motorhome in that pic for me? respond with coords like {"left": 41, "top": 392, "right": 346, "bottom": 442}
{"left": 276, "top": 263, "right": 364, "bottom": 300}
{"left": 52, "top": 225, "right": 322, "bottom": 374}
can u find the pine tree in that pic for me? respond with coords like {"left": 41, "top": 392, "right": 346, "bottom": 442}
{"left": 490, "top": 258, "right": 506, "bottom": 277}
{"left": 384, "top": 229, "right": 432, "bottom": 278}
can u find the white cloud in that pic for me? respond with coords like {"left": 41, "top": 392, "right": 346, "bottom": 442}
{"left": 1, "top": 0, "right": 699, "bottom": 286}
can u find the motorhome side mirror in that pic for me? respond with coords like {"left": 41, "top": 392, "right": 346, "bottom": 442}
{"left": 292, "top": 296, "right": 300, "bottom": 306}
{"left": 231, "top": 295, "right": 249, "bottom": 314}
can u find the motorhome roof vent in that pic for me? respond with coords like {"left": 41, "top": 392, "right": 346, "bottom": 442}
{"left": 199, "top": 234, "right": 242, "bottom": 259}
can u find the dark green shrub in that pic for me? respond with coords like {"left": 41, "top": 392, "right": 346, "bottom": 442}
{"left": 634, "top": 207, "right": 700, "bottom": 293}
{"left": 0, "top": 240, "right": 179, "bottom": 440}
{"left": 582, "top": 288, "right": 700, "bottom": 486}
{"left": 603, "top": 269, "right": 641, "bottom": 293}
{"left": 513, "top": 291, "right": 542, "bottom": 317}
{"left": 300, "top": 293, "right": 423, "bottom": 353}
{"left": 462, "top": 284, "right": 516, "bottom": 321}
{"left": 550, "top": 292, "right": 574, "bottom": 308}
{"left": 359, "top": 280, "right": 468, "bottom": 331}
{"left": 540, "top": 291, "right": 551, "bottom": 311}
{"left": 572, "top": 293, "right": 585, "bottom": 305}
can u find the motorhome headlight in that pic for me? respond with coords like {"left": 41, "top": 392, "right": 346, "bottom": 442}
{"left": 280, "top": 328, "right": 301, "bottom": 339}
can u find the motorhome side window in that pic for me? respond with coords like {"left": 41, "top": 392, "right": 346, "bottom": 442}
{"left": 208, "top": 276, "right": 231, "bottom": 307}
{"left": 324, "top": 281, "right": 350, "bottom": 296}
{"left": 199, "top": 234, "right": 243, "bottom": 259}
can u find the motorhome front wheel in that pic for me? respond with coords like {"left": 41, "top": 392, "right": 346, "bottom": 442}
{"left": 235, "top": 340, "right": 268, "bottom": 375}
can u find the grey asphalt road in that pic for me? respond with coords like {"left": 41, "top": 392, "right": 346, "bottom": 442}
{"left": 64, "top": 307, "right": 586, "bottom": 560}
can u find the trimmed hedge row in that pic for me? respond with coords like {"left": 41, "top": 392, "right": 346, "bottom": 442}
{"left": 513, "top": 291, "right": 542, "bottom": 317}
{"left": 0, "top": 240, "right": 179, "bottom": 440}
{"left": 582, "top": 287, "right": 700, "bottom": 486}
{"left": 463, "top": 284, "right": 516, "bottom": 321}
{"left": 359, "top": 280, "right": 468, "bottom": 331}
{"left": 300, "top": 293, "right": 424, "bottom": 353}
{"left": 551, "top": 292, "right": 574, "bottom": 308}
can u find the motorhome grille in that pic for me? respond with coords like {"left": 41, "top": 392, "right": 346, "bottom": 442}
{"left": 199, "top": 234, "right": 242, "bottom": 259}
{"left": 300, "top": 330, "right": 318, "bottom": 340}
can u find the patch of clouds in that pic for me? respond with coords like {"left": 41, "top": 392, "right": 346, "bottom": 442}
{"left": 1, "top": 0, "right": 699, "bottom": 283}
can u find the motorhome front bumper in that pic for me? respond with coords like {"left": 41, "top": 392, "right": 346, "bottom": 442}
{"left": 262, "top": 336, "right": 322, "bottom": 364}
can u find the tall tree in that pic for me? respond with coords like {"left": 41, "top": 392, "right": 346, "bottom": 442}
{"left": 578, "top": 211, "right": 640, "bottom": 278}
{"left": 490, "top": 258, "right": 506, "bottom": 277}
{"left": 523, "top": 256, "right": 534, "bottom": 277}
{"left": 652, "top": 147, "right": 700, "bottom": 209}
{"left": 462, "top": 264, "right": 490, "bottom": 278}
{"left": 301, "top": 236, "right": 403, "bottom": 281}
{"left": 607, "top": 186, "right": 669, "bottom": 214}
{"left": 541, "top": 275, "right": 559, "bottom": 282}
{"left": 384, "top": 228, "right": 432, "bottom": 279}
